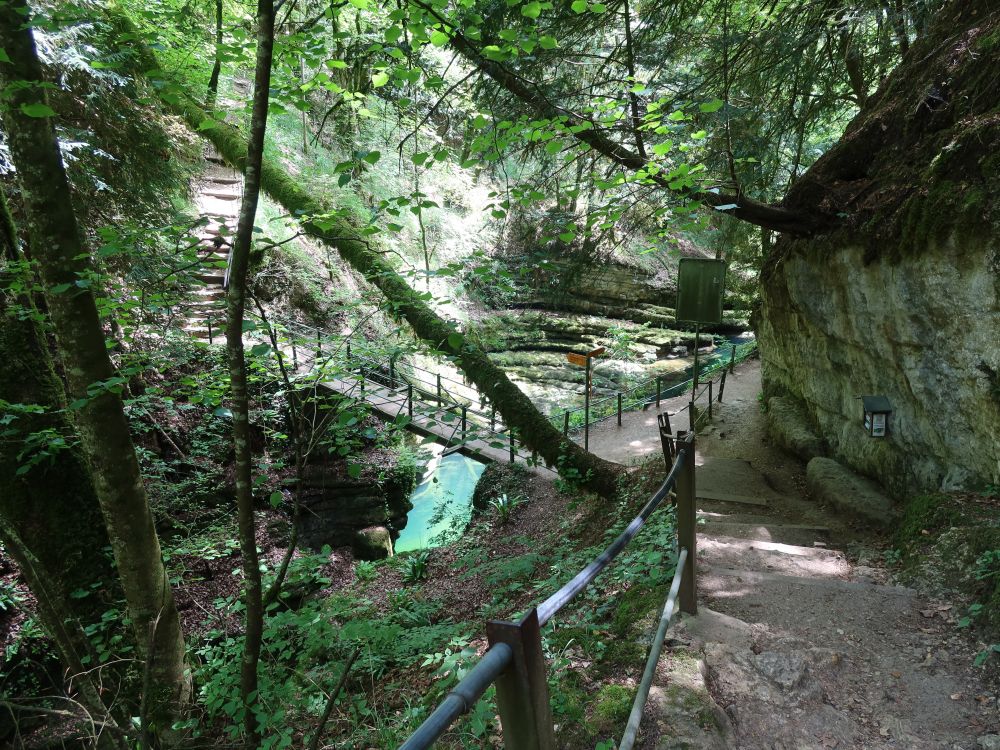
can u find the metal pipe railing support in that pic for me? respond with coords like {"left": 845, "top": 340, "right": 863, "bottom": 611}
{"left": 675, "top": 432, "right": 698, "bottom": 615}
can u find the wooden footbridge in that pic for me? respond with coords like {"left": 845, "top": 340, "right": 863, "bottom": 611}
{"left": 210, "top": 313, "right": 755, "bottom": 471}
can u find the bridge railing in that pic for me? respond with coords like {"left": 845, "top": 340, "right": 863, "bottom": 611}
{"left": 397, "top": 431, "right": 698, "bottom": 749}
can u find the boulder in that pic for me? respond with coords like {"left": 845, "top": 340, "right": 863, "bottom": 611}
{"left": 353, "top": 526, "right": 393, "bottom": 560}
{"left": 806, "top": 457, "right": 898, "bottom": 527}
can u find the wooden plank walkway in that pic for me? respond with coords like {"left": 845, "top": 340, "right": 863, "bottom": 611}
{"left": 317, "top": 377, "right": 556, "bottom": 474}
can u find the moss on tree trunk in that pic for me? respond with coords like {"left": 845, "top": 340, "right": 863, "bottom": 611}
{"left": 161, "top": 93, "right": 624, "bottom": 495}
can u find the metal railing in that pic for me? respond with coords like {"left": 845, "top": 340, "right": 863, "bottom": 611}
{"left": 399, "top": 432, "right": 699, "bottom": 750}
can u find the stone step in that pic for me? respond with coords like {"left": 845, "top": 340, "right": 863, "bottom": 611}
{"left": 697, "top": 489, "right": 769, "bottom": 507}
{"left": 697, "top": 534, "right": 848, "bottom": 579}
{"left": 190, "top": 287, "right": 226, "bottom": 299}
{"left": 194, "top": 272, "right": 226, "bottom": 284}
{"left": 698, "top": 517, "right": 831, "bottom": 546}
{"left": 201, "top": 189, "right": 240, "bottom": 200}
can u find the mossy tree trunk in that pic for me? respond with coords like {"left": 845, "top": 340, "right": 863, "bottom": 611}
{"left": 225, "top": 0, "right": 275, "bottom": 746}
{"left": 156, "top": 95, "right": 624, "bottom": 495}
{"left": 0, "top": 1, "right": 189, "bottom": 730}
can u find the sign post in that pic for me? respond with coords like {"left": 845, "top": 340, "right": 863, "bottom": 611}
{"left": 566, "top": 347, "right": 605, "bottom": 450}
{"left": 675, "top": 259, "right": 727, "bottom": 417}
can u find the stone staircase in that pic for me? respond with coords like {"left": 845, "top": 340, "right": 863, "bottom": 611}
{"left": 642, "top": 454, "right": 998, "bottom": 750}
{"left": 179, "top": 148, "right": 241, "bottom": 341}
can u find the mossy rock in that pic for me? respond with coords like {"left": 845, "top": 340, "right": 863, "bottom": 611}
{"left": 589, "top": 684, "right": 633, "bottom": 734}
{"left": 353, "top": 525, "right": 393, "bottom": 560}
{"left": 471, "top": 462, "right": 530, "bottom": 514}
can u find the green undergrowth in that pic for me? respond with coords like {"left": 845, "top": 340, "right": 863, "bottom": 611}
{"left": 893, "top": 489, "right": 1000, "bottom": 667}
{"left": 170, "top": 456, "right": 679, "bottom": 748}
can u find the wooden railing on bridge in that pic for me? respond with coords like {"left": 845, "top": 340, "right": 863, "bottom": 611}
{"left": 200, "top": 309, "right": 756, "bottom": 464}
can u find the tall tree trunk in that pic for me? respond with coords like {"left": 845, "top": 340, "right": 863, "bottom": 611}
{"left": 0, "top": 1, "right": 189, "bottom": 731}
{"left": 226, "top": 0, "right": 274, "bottom": 746}
{"left": 206, "top": 0, "right": 224, "bottom": 106}
{"left": 0, "top": 184, "right": 115, "bottom": 643}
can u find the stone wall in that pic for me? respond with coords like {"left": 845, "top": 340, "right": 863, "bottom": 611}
{"left": 759, "top": 235, "right": 1000, "bottom": 497}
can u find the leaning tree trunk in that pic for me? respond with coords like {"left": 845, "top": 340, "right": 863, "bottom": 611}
{"left": 225, "top": 0, "right": 274, "bottom": 746}
{"left": 0, "top": 0, "right": 189, "bottom": 730}
{"left": 152, "top": 96, "right": 623, "bottom": 495}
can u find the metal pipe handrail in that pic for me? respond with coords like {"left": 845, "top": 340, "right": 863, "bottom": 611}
{"left": 619, "top": 546, "right": 689, "bottom": 750}
{"left": 536, "top": 439, "right": 688, "bottom": 625}
{"left": 399, "top": 434, "right": 696, "bottom": 749}
{"left": 398, "top": 643, "right": 514, "bottom": 750}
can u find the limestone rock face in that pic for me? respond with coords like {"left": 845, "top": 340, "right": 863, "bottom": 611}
{"left": 760, "top": 238, "right": 1000, "bottom": 495}
{"left": 296, "top": 463, "right": 413, "bottom": 557}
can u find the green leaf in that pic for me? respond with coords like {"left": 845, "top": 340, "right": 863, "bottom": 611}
{"left": 50, "top": 282, "right": 72, "bottom": 294}
{"left": 590, "top": 2, "right": 606, "bottom": 11}
{"left": 0, "top": 48, "right": 10, "bottom": 63}
{"left": 430, "top": 30, "right": 449, "bottom": 46}
{"left": 19, "top": 102, "right": 56, "bottom": 118}
{"left": 447, "top": 332, "right": 463, "bottom": 350}
{"left": 249, "top": 343, "right": 271, "bottom": 357}
{"left": 651, "top": 140, "right": 673, "bottom": 156}
{"left": 570, "top": 0, "right": 587, "bottom": 12}
{"left": 372, "top": 72, "right": 389, "bottom": 87}
{"left": 699, "top": 98, "right": 724, "bottom": 113}
{"left": 347, "top": 462, "right": 362, "bottom": 479}
{"left": 539, "top": 35, "right": 557, "bottom": 49}
{"left": 269, "top": 491, "right": 283, "bottom": 508}
{"left": 521, "top": 1, "right": 541, "bottom": 18}
{"left": 197, "top": 118, "right": 219, "bottom": 131}
{"left": 363, "top": 150, "right": 382, "bottom": 164}
{"left": 412, "top": 151, "right": 429, "bottom": 166}
{"left": 349, "top": 0, "right": 369, "bottom": 8}
{"left": 326, "top": 59, "right": 348, "bottom": 69}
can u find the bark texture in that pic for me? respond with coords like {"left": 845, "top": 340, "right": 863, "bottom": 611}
{"left": 0, "top": 0, "right": 189, "bottom": 728}
{"left": 225, "top": 0, "right": 275, "bottom": 745}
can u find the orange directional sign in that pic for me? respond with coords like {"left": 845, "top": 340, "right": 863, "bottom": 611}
{"left": 567, "top": 347, "right": 605, "bottom": 367}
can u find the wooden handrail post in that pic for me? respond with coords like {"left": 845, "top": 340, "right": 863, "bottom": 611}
{"left": 708, "top": 381, "right": 713, "bottom": 420}
{"left": 407, "top": 384, "right": 413, "bottom": 418}
{"left": 461, "top": 405, "right": 467, "bottom": 441}
{"left": 617, "top": 392, "right": 623, "bottom": 426}
{"left": 563, "top": 411, "right": 569, "bottom": 436}
{"left": 346, "top": 339, "right": 351, "bottom": 361}
{"left": 291, "top": 337, "right": 297, "bottom": 369}
{"left": 657, "top": 413, "right": 674, "bottom": 474}
{"left": 316, "top": 329, "right": 322, "bottom": 357}
{"left": 487, "top": 609, "right": 556, "bottom": 750}
{"left": 675, "top": 432, "right": 697, "bottom": 615}
{"left": 656, "top": 376, "right": 662, "bottom": 407}
{"left": 436, "top": 374, "right": 442, "bottom": 404}
{"left": 729, "top": 344, "right": 736, "bottom": 374}
{"left": 718, "top": 369, "right": 726, "bottom": 402}
{"left": 207, "top": 316, "right": 213, "bottom": 345}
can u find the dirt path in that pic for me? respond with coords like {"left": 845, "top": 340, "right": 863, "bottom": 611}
{"left": 639, "top": 361, "right": 999, "bottom": 750}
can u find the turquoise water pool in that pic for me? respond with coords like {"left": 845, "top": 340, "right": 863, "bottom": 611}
{"left": 394, "top": 450, "right": 486, "bottom": 553}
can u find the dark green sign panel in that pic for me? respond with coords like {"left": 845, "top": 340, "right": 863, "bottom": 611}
{"left": 676, "top": 258, "right": 727, "bottom": 324}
